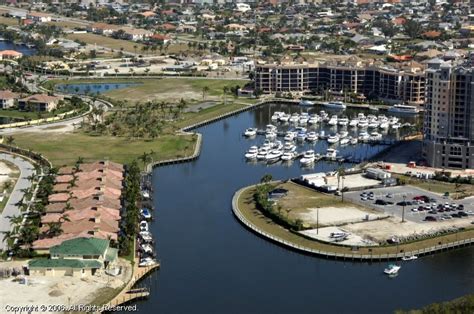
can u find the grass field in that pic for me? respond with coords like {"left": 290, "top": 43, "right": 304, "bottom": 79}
{"left": 396, "top": 175, "right": 474, "bottom": 198}
{"left": 12, "top": 131, "right": 196, "bottom": 168}
{"left": 65, "top": 33, "right": 193, "bottom": 55}
{"left": 0, "top": 16, "right": 20, "bottom": 26}
{"left": 0, "top": 159, "right": 20, "bottom": 214}
{"left": 175, "top": 102, "right": 250, "bottom": 129}
{"left": 48, "top": 77, "right": 250, "bottom": 104}
{"left": 237, "top": 184, "right": 474, "bottom": 256}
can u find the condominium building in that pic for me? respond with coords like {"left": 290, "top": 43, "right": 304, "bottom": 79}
{"left": 422, "top": 60, "right": 474, "bottom": 169}
{"left": 255, "top": 61, "right": 425, "bottom": 105}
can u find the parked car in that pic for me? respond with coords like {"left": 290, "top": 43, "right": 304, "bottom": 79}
{"left": 386, "top": 193, "right": 393, "bottom": 198}
{"left": 425, "top": 216, "right": 437, "bottom": 221}
{"left": 375, "top": 199, "right": 393, "bottom": 205}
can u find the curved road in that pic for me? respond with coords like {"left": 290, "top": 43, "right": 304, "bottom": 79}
{"left": 0, "top": 153, "right": 35, "bottom": 251}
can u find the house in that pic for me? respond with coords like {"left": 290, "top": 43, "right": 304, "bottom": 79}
{"left": 26, "top": 11, "right": 51, "bottom": 23}
{"left": 150, "top": 34, "right": 171, "bottom": 45}
{"left": 0, "top": 90, "right": 19, "bottom": 109}
{"left": 120, "top": 27, "right": 153, "bottom": 41}
{"left": 365, "top": 168, "right": 391, "bottom": 180}
{"left": 0, "top": 50, "right": 23, "bottom": 60}
{"left": 88, "top": 23, "right": 120, "bottom": 36}
{"left": 18, "top": 94, "right": 61, "bottom": 112}
{"left": 29, "top": 237, "right": 118, "bottom": 276}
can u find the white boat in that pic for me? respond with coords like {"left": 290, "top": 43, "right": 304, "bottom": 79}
{"left": 339, "top": 131, "right": 349, "bottom": 138}
{"left": 289, "top": 113, "right": 300, "bottom": 123}
{"left": 245, "top": 146, "right": 259, "bottom": 159}
{"left": 257, "top": 147, "right": 270, "bottom": 160}
{"left": 323, "top": 101, "right": 346, "bottom": 110}
{"left": 358, "top": 119, "right": 369, "bottom": 128}
{"left": 299, "top": 113, "right": 310, "bottom": 125}
{"left": 325, "top": 148, "right": 338, "bottom": 160}
{"left": 140, "top": 208, "right": 152, "bottom": 220}
{"left": 296, "top": 131, "right": 307, "bottom": 141}
{"left": 271, "top": 112, "right": 283, "bottom": 121}
{"left": 327, "top": 115, "right": 338, "bottom": 126}
{"left": 279, "top": 113, "right": 290, "bottom": 122}
{"left": 387, "top": 104, "right": 419, "bottom": 114}
{"left": 349, "top": 119, "right": 359, "bottom": 127}
{"left": 369, "top": 132, "right": 382, "bottom": 141}
{"left": 308, "top": 114, "right": 320, "bottom": 124}
{"left": 338, "top": 117, "right": 349, "bottom": 126}
{"left": 340, "top": 138, "right": 350, "bottom": 145}
{"left": 139, "top": 257, "right": 157, "bottom": 267}
{"left": 350, "top": 137, "right": 358, "bottom": 145}
{"left": 140, "top": 243, "right": 154, "bottom": 254}
{"left": 300, "top": 150, "right": 316, "bottom": 165}
{"left": 281, "top": 151, "right": 296, "bottom": 161}
{"left": 299, "top": 99, "right": 315, "bottom": 106}
{"left": 327, "top": 134, "right": 340, "bottom": 144}
{"left": 283, "top": 142, "right": 296, "bottom": 152}
{"left": 391, "top": 123, "right": 401, "bottom": 129}
{"left": 265, "top": 132, "right": 277, "bottom": 140}
{"left": 379, "top": 122, "right": 389, "bottom": 129}
{"left": 284, "top": 131, "right": 296, "bottom": 141}
{"left": 273, "top": 140, "right": 283, "bottom": 150}
{"left": 384, "top": 264, "right": 401, "bottom": 275}
{"left": 306, "top": 131, "right": 318, "bottom": 142}
{"left": 402, "top": 255, "right": 418, "bottom": 261}
{"left": 139, "top": 220, "right": 149, "bottom": 232}
{"left": 142, "top": 190, "right": 151, "bottom": 199}
{"left": 368, "top": 121, "right": 379, "bottom": 129}
{"left": 265, "top": 124, "right": 277, "bottom": 133}
{"left": 357, "top": 113, "right": 366, "bottom": 119}
{"left": 358, "top": 132, "right": 370, "bottom": 142}
{"left": 139, "top": 231, "right": 153, "bottom": 243}
{"left": 388, "top": 117, "right": 399, "bottom": 125}
{"left": 319, "top": 110, "right": 328, "bottom": 120}
{"left": 244, "top": 128, "right": 257, "bottom": 137}
{"left": 265, "top": 149, "right": 283, "bottom": 162}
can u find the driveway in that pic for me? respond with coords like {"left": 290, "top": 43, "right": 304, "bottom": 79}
{"left": 0, "top": 153, "right": 35, "bottom": 251}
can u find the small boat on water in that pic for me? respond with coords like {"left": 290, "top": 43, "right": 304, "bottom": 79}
{"left": 358, "top": 119, "right": 369, "bottom": 128}
{"left": 244, "top": 128, "right": 257, "bottom": 137}
{"left": 402, "top": 255, "right": 418, "bottom": 261}
{"left": 391, "top": 123, "right": 401, "bottom": 129}
{"left": 338, "top": 117, "right": 349, "bottom": 126}
{"left": 349, "top": 119, "right": 359, "bottom": 127}
{"left": 266, "top": 149, "right": 283, "bottom": 162}
{"left": 339, "top": 131, "right": 349, "bottom": 138}
{"left": 308, "top": 114, "right": 320, "bottom": 125}
{"left": 257, "top": 147, "right": 270, "bottom": 160}
{"left": 289, "top": 113, "right": 300, "bottom": 123}
{"left": 388, "top": 104, "right": 419, "bottom": 114}
{"left": 284, "top": 131, "right": 296, "bottom": 141}
{"left": 327, "top": 115, "right": 338, "bottom": 126}
{"left": 379, "top": 122, "right": 389, "bottom": 129}
{"left": 323, "top": 101, "right": 346, "bottom": 110}
{"left": 266, "top": 132, "right": 277, "bottom": 140}
{"left": 306, "top": 131, "right": 318, "bottom": 142}
{"left": 299, "top": 99, "right": 315, "bottom": 106}
{"left": 141, "top": 208, "right": 152, "bottom": 220}
{"left": 327, "top": 134, "right": 340, "bottom": 144}
{"left": 281, "top": 151, "right": 296, "bottom": 161}
{"left": 369, "top": 132, "right": 382, "bottom": 141}
{"left": 340, "top": 138, "right": 350, "bottom": 145}
{"left": 265, "top": 124, "right": 277, "bottom": 133}
{"left": 283, "top": 142, "right": 296, "bottom": 152}
{"left": 279, "top": 113, "right": 290, "bottom": 122}
{"left": 384, "top": 264, "right": 401, "bottom": 275}
{"left": 139, "top": 257, "right": 157, "bottom": 267}
{"left": 245, "top": 146, "right": 259, "bottom": 160}
{"left": 300, "top": 150, "right": 316, "bottom": 166}
{"left": 325, "top": 148, "right": 338, "bottom": 160}
{"left": 350, "top": 137, "right": 358, "bottom": 145}
{"left": 299, "top": 112, "right": 310, "bottom": 125}
{"left": 296, "top": 131, "right": 307, "bottom": 141}
{"left": 271, "top": 112, "right": 284, "bottom": 121}
{"left": 368, "top": 121, "right": 379, "bottom": 129}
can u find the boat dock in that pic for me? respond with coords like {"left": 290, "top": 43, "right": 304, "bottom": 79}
{"left": 99, "top": 256, "right": 160, "bottom": 312}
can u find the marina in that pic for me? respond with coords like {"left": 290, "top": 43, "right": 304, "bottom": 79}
{"left": 121, "top": 102, "right": 473, "bottom": 314}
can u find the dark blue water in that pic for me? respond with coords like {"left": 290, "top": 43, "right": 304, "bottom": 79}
{"left": 0, "top": 41, "right": 36, "bottom": 55}
{"left": 131, "top": 104, "right": 473, "bottom": 314}
{"left": 55, "top": 82, "right": 141, "bottom": 95}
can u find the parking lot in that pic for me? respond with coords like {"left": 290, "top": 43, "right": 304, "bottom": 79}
{"left": 345, "top": 185, "right": 474, "bottom": 224}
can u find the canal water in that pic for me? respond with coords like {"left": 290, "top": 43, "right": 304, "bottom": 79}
{"left": 0, "top": 41, "right": 36, "bottom": 56}
{"left": 55, "top": 82, "right": 141, "bottom": 95}
{"left": 131, "top": 104, "right": 473, "bottom": 314}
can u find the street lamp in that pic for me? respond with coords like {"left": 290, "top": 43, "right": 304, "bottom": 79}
{"left": 316, "top": 207, "right": 320, "bottom": 235}
{"left": 402, "top": 195, "right": 406, "bottom": 223}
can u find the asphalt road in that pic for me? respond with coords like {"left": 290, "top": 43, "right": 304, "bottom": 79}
{"left": 0, "top": 153, "right": 35, "bottom": 251}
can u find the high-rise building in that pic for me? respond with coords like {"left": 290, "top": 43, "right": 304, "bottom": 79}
{"left": 422, "top": 60, "right": 474, "bottom": 169}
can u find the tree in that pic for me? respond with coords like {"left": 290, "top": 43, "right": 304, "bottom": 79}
{"left": 260, "top": 174, "right": 273, "bottom": 184}
{"left": 5, "top": 135, "right": 14, "bottom": 146}
{"left": 403, "top": 19, "right": 422, "bottom": 39}
{"left": 223, "top": 86, "right": 230, "bottom": 105}
{"left": 202, "top": 86, "right": 210, "bottom": 100}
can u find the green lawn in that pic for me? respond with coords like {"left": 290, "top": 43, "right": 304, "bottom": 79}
{"left": 12, "top": 131, "right": 196, "bottom": 168}
{"left": 48, "top": 77, "right": 250, "bottom": 104}
{"left": 0, "top": 159, "right": 20, "bottom": 214}
{"left": 175, "top": 102, "right": 250, "bottom": 129}
{"left": 396, "top": 175, "right": 474, "bottom": 198}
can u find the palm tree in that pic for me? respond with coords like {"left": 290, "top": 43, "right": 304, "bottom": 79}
{"left": 114, "top": 68, "right": 119, "bottom": 77}
{"left": 5, "top": 135, "right": 14, "bottom": 147}
{"left": 202, "top": 86, "right": 210, "bottom": 100}
{"left": 223, "top": 86, "right": 230, "bottom": 105}
{"left": 46, "top": 221, "right": 63, "bottom": 237}
{"left": 337, "top": 166, "right": 346, "bottom": 191}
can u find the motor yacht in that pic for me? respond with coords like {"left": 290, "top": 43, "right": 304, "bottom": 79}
{"left": 384, "top": 264, "right": 401, "bottom": 275}
{"left": 281, "top": 151, "right": 296, "bottom": 161}
{"left": 340, "top": 137, "right": 350, "bottom": 145}
{"left": 350, "top": 137, "right": 358, "bottom": 145}
{"left": 257, "top": 147, "right": 270, "bottom": 160}
{"left": 283, "top": 142, "right": 296, "bottom": 152}
{"left": 387, "top": 104, "right": 419, "bottom": 114}
{"left": 300, "top": 150, "right": 316, "bottom": 165}
{"left": 139, "top": 257, "right": 157, "bottom": 267}
{"left": 323, "top": 101, "right": 346, "bottom": 110}
{"left": 401, "top": 255, "right": 418, "bottom": 261}
{"left": 245, "top": 146, "right": 259, "bottom": 160}
{"left": 358, "top": 119, "right": 369, "bottom": 128}
{"left": 338, "top": 117, "right": 349, "bottom": 126}
{"left": 265, "top": 124, "right": 277, "bottom": 133}
{"left": 299, "top": 99, "right": 315, "bottom": 106}
{"left": 139, "top": 220, "right": 149, "bottom": 232}
{"left": 368, "top": 121, "right": 379, "bottom": 129}
{"left": 349, "top": 119, "right": 359, "bottom": 127}
{"left": 306, "top": 131, "right": 318, "bottom": 142}
{"left": 327, "top": 115, "right": 338, "bottom": 126}
{"left": 327, "top": 134, "right": 340, "bottom": 144}
{"left": 265, "top": 132, "right": 277, "bottom": 140}
{"left": 140, "top": 208, "right": 152, "bottom": 220}
{"left": 339, "top": 131, "right": 349, "bottom": 138}
{"left": 319, "top": 110, "right": 329, "bottom": 120}
{"left": 289, "top": 113, "right": 300, "bottom": 123}
{"left": 279, "top": 113, "right": 290, "bottom": 122}
{"left": 296, "top": 131, "right": 307, "bottom": 141}
{"left": 244, "top": 128, "right": 257, "bottom": 137}
{"left": 358, "top": 132, "right": 370, "bottom": 142}
{"left": 369, "top": 132, "right": 382, "bottom": 141}
{"left": 299, "top": 112, "right": 310, "bottom": 125}
{"left": 325, "top": 148, "right": 338, "bottom": 160}
{"left": 284, "top": 131, "right": 296, "bottom": 141}
{"left": 379, "top": 122, "right": 389, "bottom": 129}
{"left": 266, "top": 149, "right": 283, "bottom": 162}
{"left": 308, "top": 114, "right": 320, "bottom": 124}
{"left": 271, "top": 112, "right": 284, "bottom": 121}
{"left": 391, "top": 123, "right": 401, "bottom": 129}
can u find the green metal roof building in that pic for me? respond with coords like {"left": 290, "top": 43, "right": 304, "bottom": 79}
{"left": 28, "top": 237, "right": 118, "bottom": 277}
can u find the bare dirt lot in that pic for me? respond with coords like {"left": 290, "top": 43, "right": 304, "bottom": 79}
{"left": 0, "top": 259, "right": 132, "bottom": 313}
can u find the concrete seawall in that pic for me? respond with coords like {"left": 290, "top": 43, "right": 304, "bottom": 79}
{"left": 231, "top": 185, "right": 474, "bottom": 261}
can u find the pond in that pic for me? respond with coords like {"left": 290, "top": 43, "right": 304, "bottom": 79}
{"left": 55, "top": 82, "right": 141, "bottom": 95}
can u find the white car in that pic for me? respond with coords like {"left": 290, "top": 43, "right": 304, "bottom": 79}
{"left": 411, "top": 208, "right": 418, "bottom": 212}
{"left": 361, "top": 196, "right": 368, "bottom": 201}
